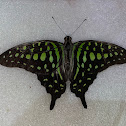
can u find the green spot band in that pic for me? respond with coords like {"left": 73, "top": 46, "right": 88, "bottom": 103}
{"left": 79, "top": 42, "right": 85, "bottom": 48}
{"left": 74, "top": 67, "right": 79, "bottom": 80}
{"left": 51, "top": 42, "right": 60, "bottom": 62}
{"left": 72, "top": 45, "right": 76, "bottom": 59}
{"left": 57, "top": 67, "right": 63, "bottom": 80}
{"left": 77, "top": 48, "right": 82, "bottom": 62}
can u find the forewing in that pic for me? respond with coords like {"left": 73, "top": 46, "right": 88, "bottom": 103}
{"left": 0, "top": 40, "right": 66, "bottom": 110}
{"left": 70, "top": 40, "right": 126, "bottom": 108}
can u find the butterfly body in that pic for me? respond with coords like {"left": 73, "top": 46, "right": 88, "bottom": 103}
{"left": 0, "top": 36, "right": 126, "bottom": 110}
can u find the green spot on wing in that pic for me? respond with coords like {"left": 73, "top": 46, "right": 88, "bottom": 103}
{"left": 57, "top": 67, "right": 63, "bottom": 80}
{"left": 30, "top": 65, "right": 34, "bottom": 68}
{"left": 74, "top": 67, "right": 79, "bottom": 80}
{"left": 104, "top": 53, "right": 108, "bottom": 58}
{"left": 83, "top": 51, "right": 87, "bottom": 63}
{"left": 73, "top": 83, "right": 77, "bottom": 87}
{"left": 52, "top": 63, "right": 55, "bottom": 68}
{"left": 23, "top": 46, "right": 26, "bottom": 50}
{"left": 38, "top": 42, "right": 41, "bottom": 46}
{"left": 43, "top": 78, "right": 48, "bottom": 81}
{"left": 37, "top": 66, "right": 41, "bottom": 70}
{"left": 79, "top": 80, "right": 82, "bottom": 83}
{"left": 49, "top": 85, "right": 53, "bottom": 88}
{"left": 79, "top": 42, "right": 85, "bottom": 48}
{"left": 49, "top": 51, "right": 53, "bottom": 63}
{"left": 26, "top": 54, "right": 31, "bottom": 59}
{"left": 40, "top": 48, "right": 42, "bottom": 51}
{"left": 108, "top": 45, "right": 111, "bottom": 49}
{"left": 44, "top": 64, "right": 47, "bottom": 69}
{"left": 40, "top": 52, "right": 46, "bottom": 61}
{"left": 47, "top": 46, "right": 50, "bottom": 51}
{"left": 51, "top": 72, "right": 54, "bottom": 77}
{"left": 78, "top": 89, "right": 81, "bottom": 92}
{"left": 82, "top": 72, "right": 84, "bottom": 77}
{"left": 55, "top": 90, "right": 59, "bottom": 93}
{"left": 30, "top": 48, "right": 34, "bottom": 52}
{"left": 54, "top": 80, "right": 57, "bottom": 83}
{"left": 9, "top": 55, "right": 12, "bottom": 57}
{"left": 97, "top": 53, "right": 102, "bottom": 60}
{"left": 21, "top": 54, "right": 24, "bottom": 58}
{"left": 86, "top": 46, "right": 89, "bottom": 50}
{"left": 114, "top": 52, "right": 118, "bottom": 55}
{"left": 33, "top": 54, "right": 38, "bottom": 60}
{"left": 81, "top": 63, "right": 84, "bottom": 68}
{"left": 15, "top": 53, "right": 19, "bottom": 57}
{"left": 60, "top": 84, "right": 64, "bottom": 87}
{"left": 90, "top": 52, "right": 95, "bottom": 61}
{"left": 77, "top": 48, "right": 82, "bottom": 62}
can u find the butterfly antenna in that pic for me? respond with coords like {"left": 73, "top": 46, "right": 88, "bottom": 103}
{"left": 71, "top": 18, "right": 87, "bottom": 36}
{"left": 52, "top": 17, "right": 67, "bottom": 36}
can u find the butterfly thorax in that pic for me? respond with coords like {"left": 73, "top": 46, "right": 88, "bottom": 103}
{"left": 63, "top": 36, "right": 73, "bottom": 79}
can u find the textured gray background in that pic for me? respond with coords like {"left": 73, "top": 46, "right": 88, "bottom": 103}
{"left": 0, "top": 0, "right": 126, "bottom": 126}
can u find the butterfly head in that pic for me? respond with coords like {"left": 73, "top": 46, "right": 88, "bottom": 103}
{"left": 64, "top": 36, "right": 72, "bottom": 46}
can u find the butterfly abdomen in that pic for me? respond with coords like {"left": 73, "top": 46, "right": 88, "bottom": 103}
{"left": 64, "top": 36, "right": 73, "bottom": 80}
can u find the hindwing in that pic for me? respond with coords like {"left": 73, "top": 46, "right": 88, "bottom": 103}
{"left": 0, "top": 40, "right": 66, "bottom": 110}
{"left": 70, "top": 40, "right": 126, "bottom": 108}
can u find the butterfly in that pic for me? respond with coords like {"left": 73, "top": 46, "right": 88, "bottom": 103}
{"left": 0, "top": 36, "right": 126, "bottom": 110}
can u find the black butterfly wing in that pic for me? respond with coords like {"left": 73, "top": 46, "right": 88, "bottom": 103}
{"left": 70, "top": 40, "right": 126, "bottom": 108}
{"left": 0, "top": 40, "right": 66, "bottom": 110}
